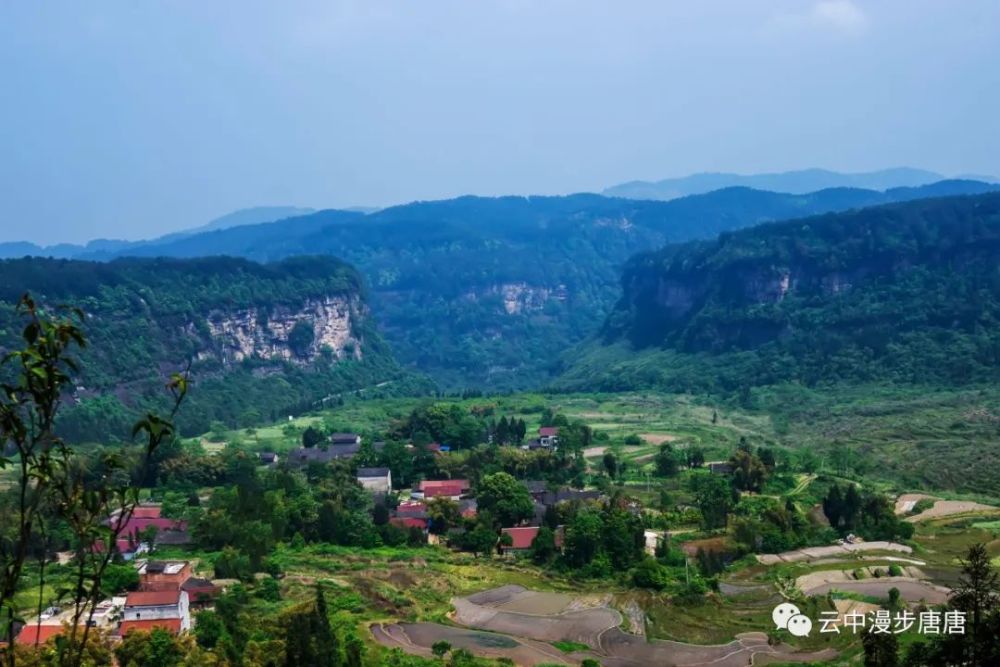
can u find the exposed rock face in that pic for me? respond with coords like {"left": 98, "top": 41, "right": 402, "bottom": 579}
{"left": 201, "top": 296, "right": 362, "bottom": 365}
{"left": 462, "top": 282, "right": 568, "bottom": 315}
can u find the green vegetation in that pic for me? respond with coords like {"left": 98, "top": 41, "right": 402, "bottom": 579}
{"left": 559, "top": 192, "right": 1000, "bottom": 393}
{"left": 551, "top": 641, "right": 590, "bottom": 653}
{"left": 97, "top": 183, "right": 998, "bottom": 390}
{"left": 0, "top": 256, "right": 429, "bottom": 440}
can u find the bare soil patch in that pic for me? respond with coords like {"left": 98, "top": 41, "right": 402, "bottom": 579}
{"left": 638, "top": 433, "right": 677, "bottom": 445}
{"left": 757, "top": 541, "right": 912, "bottom": 565}
{"left": 807, "top": 579, "right": 950, "bottom": 605}
{"left": 905, "top": 500, "right": 998, "bottom": 522}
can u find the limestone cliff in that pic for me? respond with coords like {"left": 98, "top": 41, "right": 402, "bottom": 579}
{"left": 200, "top": 296, "right": 363, "bottom": 365}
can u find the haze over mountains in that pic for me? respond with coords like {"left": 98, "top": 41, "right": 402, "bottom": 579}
{"left": 0, "top": 206, "right": 313, "bottom": 260}
{"left": 5, "top": 175, "right": 999, "bottom": 391}
{"left": 602, "top": 167, "right": 998, "bottom": 201}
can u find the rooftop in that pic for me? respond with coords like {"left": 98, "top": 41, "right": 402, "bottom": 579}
{"left": 357, "top": 467, "right": 390, "bottom": 478}
{"left": 16, "top": 624, "right": 76, "bottom": 646}
{"left": 119, "top": 618, "right": 183, "bottom": 636}
{"left": 144, "top": 560, "right": 188, "bottom": 575}
{"left": 125, "top": 590, "right": 182, "bottom": 607}
{"left": 501, "top": 526, "right": 541, "bottom": 550}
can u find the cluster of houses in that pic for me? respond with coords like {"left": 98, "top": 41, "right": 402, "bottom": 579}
{"left": 268, "top": 426, "right": 562, "bottom": 470}
{"left": 98, "top": 505, "right": 191, "bottom": 561}
{"left": 15, "top": 557, "right": 218, "bottom": 648}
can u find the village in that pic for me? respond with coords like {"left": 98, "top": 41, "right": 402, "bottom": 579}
{"left": 8, "top": 395, "right": 1000, "bottom": 667}
{"left": 13, "top": 423, "right": 655, "bottom": 650}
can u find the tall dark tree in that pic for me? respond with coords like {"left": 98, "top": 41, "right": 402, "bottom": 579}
{"left": 284, "top": 584, "right": 338, "bottom": 667}
{"left": 950, "top": 543, "right": 1000, "bottom": 666}
{"left": 862, "top": 628, "right": 899, "bottom": 667}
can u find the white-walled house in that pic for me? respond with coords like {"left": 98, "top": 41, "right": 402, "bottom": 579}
{"left": 122, "top": 589, "right": 191, "bottom": 631}
{"left": 357, "top": 467, "right": 392, "bottom": 495}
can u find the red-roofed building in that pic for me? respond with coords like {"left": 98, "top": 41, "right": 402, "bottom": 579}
{"left": 390, "top": 517, "right": 428, "bottom": 530}
{"left": 131, "top": 506, "right": 164, "bottom": 519}
{"left": 124, "top": 590, "right": 190, "bottom": 632}
{"left": 395, "top": 501, "right": 427, "bottom": 516}
{"left": 181, "top": 578, "right": 219, "bottom": 608}
{"left": 538, "top": 427, "right": 560, "bottom": 447}
{"left": 500, "top": 526, "right": 564, "bottom": 554}
{"left": 139, "top": 561, "right": 192, "bottom": 592}
{"left": 118, "top": 516, "right": 188, "bottom": 540}
{"left": 416, "top": 479, "right": 470, "bottom": 499}
{"left": 15, "top": 625, "right": 78, "bottom": 646}
{"left": 119, "top": 618, "right": 183, "bottom": 636}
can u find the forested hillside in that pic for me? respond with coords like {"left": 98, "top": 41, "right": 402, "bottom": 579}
{"left": 557, "top": 193, "right": 1000, "bottom": 393}
{"left": 0, "top": 256, "right": 428, "bottom": 440}
{"left": 99, "top": 180, "right": 998, "bottom": 389}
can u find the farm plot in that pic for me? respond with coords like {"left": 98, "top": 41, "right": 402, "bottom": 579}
{"left": 386, "top": 586, "right": 841, "bottom": 667}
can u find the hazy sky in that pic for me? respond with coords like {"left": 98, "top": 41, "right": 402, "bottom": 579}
{"left": 2, "top": 1, "right": 999, "bottom": 244}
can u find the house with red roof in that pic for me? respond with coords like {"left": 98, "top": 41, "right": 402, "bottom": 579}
{"left": 181, "top": 578, "right": 219, "bottom": 608}
{"left": 390, "top": 516, "right": 428, "bottom": 530}
{"left": 109, "top": 505, "right": 188, "bottom": 542}
{"left": 15, "top": 624, "right": 80, "bottom": 646}
{"left": 415, "top": 479, "right": 470, "bottom": 500}
{"left": 123, "top": 589, "right": 190, "bottom": 632}
{"left": 119, "top": 618, "right": 184, "bottom": 636}
{"left": 538, "top": 427, "right": 560, "bottom": 447}
{"left": 500, "top": 526, "right": 564, "bottom": 555}
{"left": 139, "top": 560, "right": 192, "bottom": 592}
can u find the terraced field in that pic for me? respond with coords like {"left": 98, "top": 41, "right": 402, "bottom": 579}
{"left": 373, "top": 585, "right": 838, "bottom": 666}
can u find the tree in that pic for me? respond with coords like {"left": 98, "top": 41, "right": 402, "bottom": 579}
{"left": 563, "top": 509, "right": 604, "bottom": 567}
{"left": 530, "top": 526, "right": 558, "bottom": 564}
{"left": 496, "top": 417, "right": 510, "bottom": 445}
{"left": 691, "top": 474, "right": 737, "bottom": 530}
{"left": 115, "top": 628, "right": 187, "bottom": 667}
{"left": 102, "top": 563, "right": 140, "bottom": 596}
{"left": 195, "top": 610, "right": 225, "bottom": 649}
{"left": 475, "top": 472, "right": 533, "bottom": 527}
{"left": 950, "top": 543, "right": 1000, "bottom": 666}
{"left": 686, "top": 446, "right": 705, "bottom": 469}
{"left": 655, "top": 444, "right": 679, "bottom": 477}
{"left": 862, "top": 628, "right": 899, "bottom": 667}
{"left": 431, "top": 641, "right": 452, "bottom": 659}
{"left": 602, "top": 452, "right": 619, "bottom": 479}
{"left": 426, "top": 497, "right": 462, "bottom": 535}
{"left": 0, "top": 296, "right": 188, "bottom": 667}
{"left": 302, "top": 426, "right": 324, "bottom": 448}
{"left": 513, "top": 419, "right": 527, "bottom": 444}
{"left": 730, "top": 449, "right": 767, "bottom": 493}
{"left": 461, "top": 519, "right": 499, "bottom": 558}
{"left": 284, "top": 584, "right": 337, "bottom": 667}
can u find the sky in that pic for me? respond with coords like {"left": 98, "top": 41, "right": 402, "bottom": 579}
{"left": 2, "top": 1, "right": 999, "bottom": 245}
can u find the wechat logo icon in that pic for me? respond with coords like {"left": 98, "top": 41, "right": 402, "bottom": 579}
{"left": 772, "top": 602, "right": 812, "bottom": 637}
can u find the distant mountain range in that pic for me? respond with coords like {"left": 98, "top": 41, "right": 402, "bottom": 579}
{"left": 6, "top": 178, "right": 996, "bottom": 390}
{"left": 0, "top": 206, "right": 313, "bottom": 260}
{"left": 602, "top": 167, "right": 998, "bottom": 201}
{"left": 556, "top": 191, "right": 1000, "bottom": 393}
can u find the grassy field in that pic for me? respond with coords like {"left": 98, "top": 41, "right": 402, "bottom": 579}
{"left": 195, "top": 385, "right": 1000, "bottom": 503}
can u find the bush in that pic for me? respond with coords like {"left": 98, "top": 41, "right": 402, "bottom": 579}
{"left": 631, "top": 558, "right": 670, "bottom": 590}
